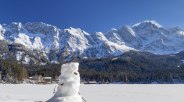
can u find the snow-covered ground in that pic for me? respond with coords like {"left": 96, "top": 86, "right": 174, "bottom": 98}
{"left": 0, "top": 84, "right": 184, "bottom": 102}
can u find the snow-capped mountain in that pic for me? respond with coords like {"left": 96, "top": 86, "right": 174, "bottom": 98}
{"left": 1, "top": 20, "right": 184, "bottom": 64}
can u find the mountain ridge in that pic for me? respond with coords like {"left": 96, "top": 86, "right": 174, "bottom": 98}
{"left": 0, "top": 20, "right": 184, "bottom": 64}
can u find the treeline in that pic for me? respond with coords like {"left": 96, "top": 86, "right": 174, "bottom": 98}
{"left": 25, "top": 64, "right": 61, "bottom": 78}
{"left": 0, "top": 60, "right": 28, "bottom": 83}
{"left": 79, "top": 67, "right": 184, "bottom": 83}
{"left": 26, "top": 63, "right": 184, "bottom": 83}
{"left": 79, "top": 51, "right": 184, "bottom": 83}
{"left": 24, "top": 51, "right": 184, "bottom": 83}
{"left": 2, "top": 50, "right": 184, "bottom": 83}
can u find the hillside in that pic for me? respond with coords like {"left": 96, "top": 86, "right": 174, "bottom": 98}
{"left": 24, "top": 51, "right": 184, "bottom": 83}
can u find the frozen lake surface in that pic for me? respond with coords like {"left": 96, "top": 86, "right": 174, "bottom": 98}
{"left": 0, "top": 84, "right": 184, "bottom": 102}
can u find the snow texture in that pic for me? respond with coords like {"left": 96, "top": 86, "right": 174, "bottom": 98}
{"left": 0, "top": 84, "right": 184, "bottom": 102}
{"left": 47, "top": 62, "right": 82, "bottom": 102}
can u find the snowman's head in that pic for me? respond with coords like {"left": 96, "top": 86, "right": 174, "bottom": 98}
{"left": 61, "top": 62, "right": 79, "bottom": 74}
{"left": 60, "top": 62, "right": 80, "bottom": 82}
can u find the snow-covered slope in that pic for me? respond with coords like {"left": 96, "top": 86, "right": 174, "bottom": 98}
{"left": 106, "top": 20, "right": 184, "bottom": 54}
{"left": 1, "top": 20, "right": 184, "bottom": 64}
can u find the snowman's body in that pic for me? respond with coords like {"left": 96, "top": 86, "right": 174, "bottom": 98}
{"left": 47, "top": 62, "right": 82, "bottom": 102}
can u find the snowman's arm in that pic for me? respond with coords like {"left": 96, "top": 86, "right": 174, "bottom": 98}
{"left": 74, "top": 72, "right": 78, "bottom": 75}
{"left": 59, "top": 83, "right": 64, "bottom": 86}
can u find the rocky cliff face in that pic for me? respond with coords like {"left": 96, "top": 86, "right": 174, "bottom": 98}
{"left": 0, "top": 20, "right": 184, "bottom": 64}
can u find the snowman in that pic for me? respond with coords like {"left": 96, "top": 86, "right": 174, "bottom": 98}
{"left": 47, "top": 62, "right": 82, "bottom": 102}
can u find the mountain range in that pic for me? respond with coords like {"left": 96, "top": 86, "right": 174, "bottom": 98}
{"left": 0, "top": 20, "right": 184, "bottom": 64}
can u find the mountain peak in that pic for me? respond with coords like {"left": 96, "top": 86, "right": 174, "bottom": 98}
{"left": 132, "top": 20, "right": 162, "bottom": 28}
{"left": 1, "top": 21, "right": 184, "bottom": 64}
{"left": 64, "top": 27, "right": 90, "bottom": 37}
{"left": 10, "top": 22, "right": 23, "bottom": 29}
{"left": 119, "top": 26, "right": 136, "bottom": 37}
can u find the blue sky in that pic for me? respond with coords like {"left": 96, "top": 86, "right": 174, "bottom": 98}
{"left": 0, "top": 0, "right": 184, "bottom": 33}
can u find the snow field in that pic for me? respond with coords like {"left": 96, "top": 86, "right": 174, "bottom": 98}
{"left": 0, "top": 84, "right": 184, "bottom": 102}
